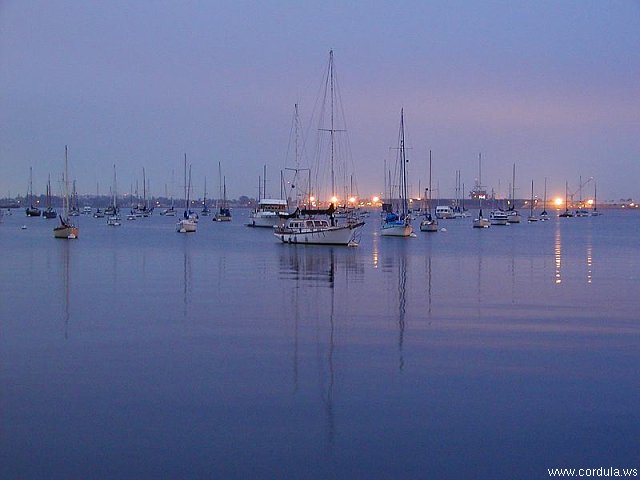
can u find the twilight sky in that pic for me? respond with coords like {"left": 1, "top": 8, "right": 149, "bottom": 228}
{"left": 1, "top": 0, "right": 639, "bottom": 202}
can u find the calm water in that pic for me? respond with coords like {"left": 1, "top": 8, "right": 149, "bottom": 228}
{"left": 1, "top": 209, "right": 639, "bottom": 479}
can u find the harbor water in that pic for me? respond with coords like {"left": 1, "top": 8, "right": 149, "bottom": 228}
{"left": 1, "top": 209, "right": 638, "bottom": 479}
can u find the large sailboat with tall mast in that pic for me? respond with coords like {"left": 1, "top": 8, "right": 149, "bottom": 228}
{"left": 53, "top": 146, "right": 79, "bottom": 239}
{"left": 274, "top": 50, "right": 364, "bottom": 245}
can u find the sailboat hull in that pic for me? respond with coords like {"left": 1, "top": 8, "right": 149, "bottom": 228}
{"left": 473, "top": 218, "right": 491, "bottom": 228}
{"left": 275, "top": 222, "right": 363, "bottom": 245}
{"left": 380, "top": 222, "right": 413, "bottom": 237}
{"left": 53, "top": 225, "right": 79, "bottom": 239}
{"left": 419, "top": 220, "right": 438, "bottom": 232}
{"left": 176, "top": 219, "right": 197, "bottom": 233}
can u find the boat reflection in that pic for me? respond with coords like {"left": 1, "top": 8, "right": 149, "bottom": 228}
{"left": 60, "top": 241, "right": 71, "bottom": 339}
{"left": 278, "top": 247, "right": 364, "bottom": 287}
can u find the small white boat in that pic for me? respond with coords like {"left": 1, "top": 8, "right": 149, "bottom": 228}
{"left": 435, "top": 205, "right": 454, "bottom": 219}
{"left": 248, "top": 198, "right": 289, "bottom": 228}
{"left": 490, "top": 209, "right": 509, "bottom": 225}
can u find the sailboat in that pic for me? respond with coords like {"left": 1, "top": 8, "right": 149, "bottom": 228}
{"left": 25, "top": 167, "right": 41, "bottom": 217}
{"left": 274, "top": 50, "right": 365, "bottom": 245}
{"left": 575, "top": 175, "right": 590, "bottom": 217}
{"left": 69, "top": 180, "right": 80, "bottom": 216}
{"left": 107, "top": 165, "right": 121, "bottom": 226}
{"left": 214, "top": 162, "right": 232, "bottom": 221}
{"left": 472, "top": 153, "right": 490, "bottom": 228}
{"left": 506, "top": 164, "right": 521, "bottom": 223}
{"left": 559, "top": 181, "right": 573, "bottom": 218}
{"left": 527, "top": 180, "right": 538, "bottom": 222}
{"left": 540, "top": 177, "right": 550, "bottom": 220}
{"left": 176, "top": 155, "right": 197, "bottom": 233}
{"left": 201, "top": 177, "right": 211, "bottom": 216}
{"left": 420, "top": 150, "right": 438, "bottom": 232}
{"left": 53, "top": 146, "right": 79, "bottom": 239}
{"left": 43, "top": 174, "right": 57, "bottom": 219}
{"left": 161, "top": 171, "right": 176, "bottom": 216}
{"left": 381, "top": 109, "right": 413, "bottom": 237}
{"left": 131, "top": 168, "right": 153, "bottom": 217}
{"left": 591, "top": 181, "right": 602, "bottom": 216}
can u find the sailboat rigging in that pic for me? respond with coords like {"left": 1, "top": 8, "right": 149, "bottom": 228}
{"left": 274, "top": 50, "right": 364, "bottom": 245}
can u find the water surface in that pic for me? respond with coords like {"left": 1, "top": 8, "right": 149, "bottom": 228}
{"left": 1, "top": 209, "right": 638, "bottom": 479}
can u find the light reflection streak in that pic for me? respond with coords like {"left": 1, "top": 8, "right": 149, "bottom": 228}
{"left": 554, "top": 221, "right": 562, "bottom": 285}
{"left": 586, "top": 232, "right": 593, "bottom": 285}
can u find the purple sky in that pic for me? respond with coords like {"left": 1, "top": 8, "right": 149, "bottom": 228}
{"left": 1, "top": 0, "right": 639, "bottom": 202}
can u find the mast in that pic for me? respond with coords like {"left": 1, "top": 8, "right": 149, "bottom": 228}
{"left": 218, "top": 161, "right": 223, "bottom": 207}
{"left": 63, "top": 146, "right": 69, "bottom": 219}
{"left": 399, "top": 108, "right": 408, "bottom": 218}
{"left": 184, "top": 154, "right": 187, "bottom": 210}
{"left": 530, "top": 180, "right": 534, "bottom": 217}
{"left": 143, "top": 168, "right": 147, "bottom": 210}
{"left": 511, "top": 163, "right": 516, "bottom": 210}
{"left": 542, "top": 177, "right": 548, "bottom": 215}
{"left": 428, "top": 150, "right": 432, "bottom": 215}
{"left": 113, "top": 164, "right": 117, "bottom": 210}
{"left": 329, "top": 50, "right": 335, "bottom": 199}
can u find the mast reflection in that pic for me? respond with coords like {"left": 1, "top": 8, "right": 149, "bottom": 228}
{"left": 398, "top": 253, "right": 407, "bottom": 371}
{"left": 60, "top": 242, "right": 71, "bottom": 339}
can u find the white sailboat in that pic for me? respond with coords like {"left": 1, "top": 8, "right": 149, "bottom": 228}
{"left": 527, "top": 180, "right": 538, "bottom": 222}
{"left": 473, "top": 153, "right": 490, "bottom": 228}
{"left": 381, "top": 108, "right": 413, "bottom": 237}
{"left": 53, "top": 145, "right": 79, "bottom": 239}
{"left": 107, "top": 164, "right": 121, "bottom": 226}
{"left": 506, "top": 163, "right": 521, "bottom": 223}
{"left": 176, "top": 154, "right": 197, "bottom": 233}
{"left": 274, "top": 50, "right": 364, "bottom": 246}
{"left": 420, "top": 150, "right": 438, "bottom": 232}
